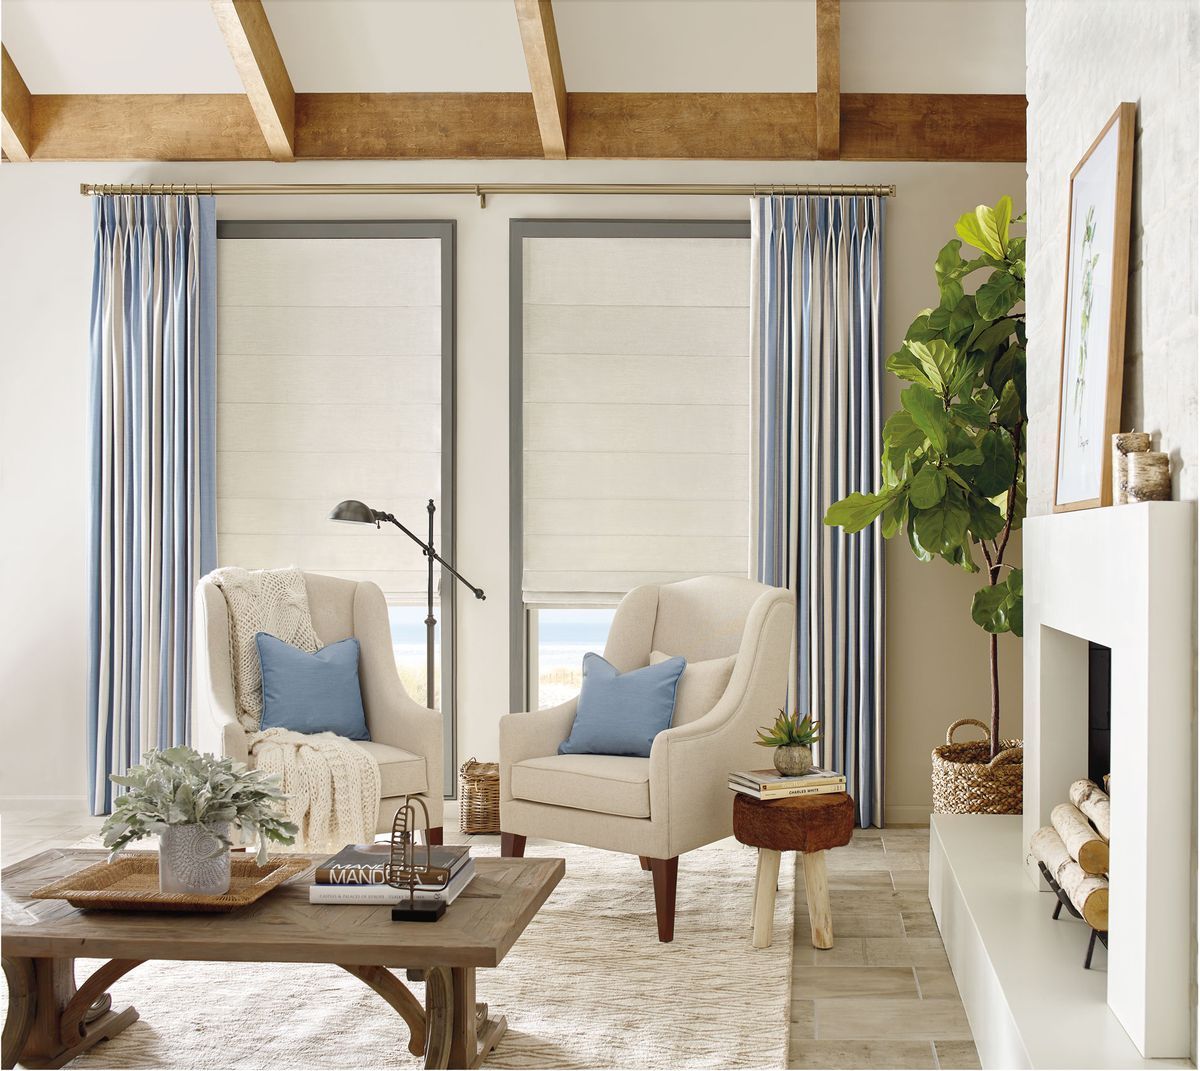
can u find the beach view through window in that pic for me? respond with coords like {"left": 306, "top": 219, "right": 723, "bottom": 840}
{"left": 388, "top": 604, "right": 440, "bottom": 707}
{"left": 536, "top": 608, "right": 615, "bottom": 709}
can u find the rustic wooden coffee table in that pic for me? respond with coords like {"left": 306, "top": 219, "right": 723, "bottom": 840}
{"left": 1, "top": 849, "right": 563, "bottom": 1070}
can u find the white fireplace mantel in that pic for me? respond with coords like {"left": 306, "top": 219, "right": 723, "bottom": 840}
{"left": 1024, "top": 501, "right": 1195, "bottom": 1058}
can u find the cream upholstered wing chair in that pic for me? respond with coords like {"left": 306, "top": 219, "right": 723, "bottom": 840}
{"left": 193, "top": 571, "right": 444, "bottom": 840}
{"left": 499, "top": 575, "right": 794, "bottom": 941}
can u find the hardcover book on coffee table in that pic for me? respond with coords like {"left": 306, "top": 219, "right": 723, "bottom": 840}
{"left": 314, "top": 843, "right": 470, "bottom": 885}
{"left": 309, "top": 860, "right": 477, "bottom": 905}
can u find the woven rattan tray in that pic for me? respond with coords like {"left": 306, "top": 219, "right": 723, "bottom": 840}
{"left": 30, "top": 854, "right": 315, "bottom": 912}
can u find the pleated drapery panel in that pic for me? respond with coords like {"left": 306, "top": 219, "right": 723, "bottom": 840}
{"left": 751, "top": 195, "right": 885, "bottom": 827}
{"left": 88, "top": 195, "right": 217, "bottom": 814}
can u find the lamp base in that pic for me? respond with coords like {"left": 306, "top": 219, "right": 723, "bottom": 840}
{"left": 391, "top": 901, "right": 446, "bottom": 923}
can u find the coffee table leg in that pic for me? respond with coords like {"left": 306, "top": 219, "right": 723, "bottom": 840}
{"left": 2, "top": 956, "right": 138, "bottom": 1070}
{"left": 801, "top": 850, "right": 834, "bottom": 949}
{"left": 752, "top": 848, "right": 781, "bottom": 949}
{"left": 422, "top": 966, "right": 506, "bottom": 1070}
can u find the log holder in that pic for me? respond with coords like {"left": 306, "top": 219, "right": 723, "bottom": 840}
{"left": 1038, "top": 860, "right": 1109, "bottom": 969}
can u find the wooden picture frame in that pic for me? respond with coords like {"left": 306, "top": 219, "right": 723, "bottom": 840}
{"left": 1052, "top": 102, "right": 1136, "bottom": 512}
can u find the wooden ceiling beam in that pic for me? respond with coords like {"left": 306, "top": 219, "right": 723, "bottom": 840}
{"left": 18, "top": 92, "right": 1026, "bottom": 162}
{"left": 514, "top": 0, "right": 568, "bottom": 159}
{"left": 1, "top": 45, "right": 33, "bottom": 161}
{"left": 840, "top": 93, "right": 1027, "bottom": 163}
{"left": 210, "top": 0, "right": 294, "bottom": 160}
{"left": 815, "top": 0, "right": 840, "bottom": 160}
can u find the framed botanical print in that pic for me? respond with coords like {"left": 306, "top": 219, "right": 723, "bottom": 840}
{"left": 1053, "top": 102, "right": 1136, "bottom": 512}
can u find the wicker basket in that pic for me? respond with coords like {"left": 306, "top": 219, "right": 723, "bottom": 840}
{"left": 932, "top": 718, "right": 1023, "bottom": 815}
{"left": 459, "top": 757, "right": 501, "bottom": 835}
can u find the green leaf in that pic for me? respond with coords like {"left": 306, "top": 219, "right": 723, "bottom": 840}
{"left": 824, "top": 490, "right": 893, "bottom": 534}
{"left": 909, "top": 464, "right": 947, "bottom": 509}
{"left": 934, "top": 238, "right": 963, "bottom": 279}
{"left": 993, "top": 195, "right": 1013, "bottom": 252}
{"left": 967, "top": 317, "right": 1017, "bottom": 357}
{"left": 939, "top": 276, "right": 964, "bottom": 312}
{"left": 950, "top": 399, "right": 992, "bottom": 429}
{"left": 901, "top": 385, "right": 949, "bottom": 453}
{"left": 956, "top": 202, "right": 1005, "bottom": 259}
{"left": 996, "top": 380, "right": 1022, "bottom": 427}
{"left": 967, "top": 496, "right": 1006, "bottom": 540}
{"left": 975, "top": 270, "right": 1021, "bottom": 320}
{"left": 913, "top": 491, "right": 969, "bottom": 553}
{"left": 883, "top": 408, "right": 927, "bottom": 452}
{"left": 906, "top": 339, "right": 958, "bottom": 393}
{"left": 907, "top": 516, "right": 934, "bottom": 562}
{"left": 881, "top": 492, "right": 909, "bottom": 539}
{"left": 975, "top": 429, "right": 1017, "bottom": 497}
{"left": 971, "top": 568, "right": 1023, "bottom": 636}
{"left": 886, "top": 347, "right": 936, "bottom": 390}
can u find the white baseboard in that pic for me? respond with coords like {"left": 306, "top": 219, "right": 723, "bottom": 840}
{"left": 0, "top": 795, "right": 89, "bottom": 814}
{"left": 884, "top": 804, "right": 933, "bottom": 827}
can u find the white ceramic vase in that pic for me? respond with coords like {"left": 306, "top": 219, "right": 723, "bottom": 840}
{"left": 773, "top": 744, "right": 813, "bottom": 777}
{"left": 158, "top": 822, "right": 232, "bottom": 895}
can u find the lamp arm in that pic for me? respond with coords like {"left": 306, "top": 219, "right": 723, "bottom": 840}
{"left": 379, "top": 514, "right": 486, "bottom": 600}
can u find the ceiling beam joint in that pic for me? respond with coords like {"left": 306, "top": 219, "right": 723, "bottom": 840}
{"left": 816, "top": 0, "right": 840, "bottom": 160}
{"left": 515, "top": 0, "right": 568, "bottom": 159}
{"left": 211, "top": 0, "right": 295, "bottom": 160}
{"left": 2, "top": 44, "right": 34, "bottom": 161}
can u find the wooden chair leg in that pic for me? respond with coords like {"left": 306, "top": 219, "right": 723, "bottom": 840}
{"left": 801, "top": 850, "right": 834, "bottom": 949}
{"left": 752, "top": 849, "right": 781, "bottom": 949}
{"left": 500, "top": 833, "right": 526, "bottom": 858}
{"left": 638, "top": 856, "right": 651, "bottom": 872}
{"left": 648, "top": 857, "right": 679, "bottom": 942}
{"left": 424, "top": 826, "right": 444, "bottom": 847}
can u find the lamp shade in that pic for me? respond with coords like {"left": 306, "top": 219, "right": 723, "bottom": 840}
{"left": 329, "top": 499, "right": 377, "bottom": 525}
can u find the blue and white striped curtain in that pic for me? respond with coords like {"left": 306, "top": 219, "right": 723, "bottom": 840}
{"left": 88, "top": 195, "right": 217, "bottom": 813}
{"left": 751, "top": 195, "right": 885, "bottom": 827}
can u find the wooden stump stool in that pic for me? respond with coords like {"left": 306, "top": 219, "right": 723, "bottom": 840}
{"left": 732, "top": 792, "right": 855, "bottom": 950}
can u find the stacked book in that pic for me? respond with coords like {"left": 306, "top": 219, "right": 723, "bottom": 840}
{"left": 308, "top": 843, "right": 474, "bottom": 906}
{"left": 728, "top": 766, "right": 846, "bottom": 800}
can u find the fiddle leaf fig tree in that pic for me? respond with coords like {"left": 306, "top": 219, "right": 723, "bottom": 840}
{"left": 825, "top": 196, "right": 1026, "bottom": 759}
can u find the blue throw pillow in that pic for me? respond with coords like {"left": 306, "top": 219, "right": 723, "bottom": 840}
{"left": 255, "top": 632, "right": 370, "bottom": 741}
{"left": 558, "top": 652, "right": 686, "bottom": 758}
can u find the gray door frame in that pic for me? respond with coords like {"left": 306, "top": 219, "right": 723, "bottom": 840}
{"left": 508, "top": 218, "right": 751, "bottom": 712}
{"left": 216, "top": 220, "right": 460, "bottom": 796}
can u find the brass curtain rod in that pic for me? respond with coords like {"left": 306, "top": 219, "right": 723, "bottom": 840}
{"left": 79, "top": 181, "right": 896, "bottom": 207}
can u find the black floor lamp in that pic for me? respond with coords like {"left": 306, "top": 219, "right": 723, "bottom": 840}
{"left": 329, "top": 499, "right": 485, "bottom": 708}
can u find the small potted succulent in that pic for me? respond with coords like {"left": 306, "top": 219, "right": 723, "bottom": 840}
{"left": 756, "top": 710, "right": 822, "bottom": 776}
{"left": 101, "top": 747, "right": 298, "bottom": 895}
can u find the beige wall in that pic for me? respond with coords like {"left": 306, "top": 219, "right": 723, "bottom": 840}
{"left": 0, "top": 158, "right": 1023, "bottom": 821}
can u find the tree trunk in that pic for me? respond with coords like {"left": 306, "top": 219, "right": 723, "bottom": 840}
{"left": 989, "top": 616, "right": 1000, "bottom": 760}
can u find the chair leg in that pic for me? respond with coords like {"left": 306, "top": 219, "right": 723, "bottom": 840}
{"left": 424, "top": 826, "right": 444, "bottom": 847}
{"left": 500, "top": 833, "right": 526, "bottom": 858}
{"left": 648, "top": 857, "right": 679, "bottom": 943}
{"left": 638, "top": 856, "right": 651, "bottom": 872}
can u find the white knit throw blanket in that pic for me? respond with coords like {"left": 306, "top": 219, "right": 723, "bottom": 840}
{"left": 209, "top": 566, "right": 380, "bottom": 849}
{"left": 209, "top": 565, "right": 321, "bottom": 732}
{"left": 249, "top": 728, "right": 381, "bottom": 853}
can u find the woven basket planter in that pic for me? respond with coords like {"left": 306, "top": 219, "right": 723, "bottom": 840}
{"left": 931, "top": 718, "right": 1023, "bottom": 815}
{"left": 459, "top": 757, "right": 501, "bottom": 835}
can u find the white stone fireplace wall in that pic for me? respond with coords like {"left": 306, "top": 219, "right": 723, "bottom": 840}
{"left": 1024, "top": 502, "right": 1195, "bottom": 1058}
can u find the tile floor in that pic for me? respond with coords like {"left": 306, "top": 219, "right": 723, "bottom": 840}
{"left": 789, "top": 826, "right": 980, "bottom": 1070}
{"left": 0, "top": 810, "right": 978, "bottom": 1070}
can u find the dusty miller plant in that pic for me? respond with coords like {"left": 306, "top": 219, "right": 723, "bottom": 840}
{"left": 101, "top": 747, "right": 298, "bottom": 864}
{"left": 824, "top": 196, "right": 1026, "bottom": 759}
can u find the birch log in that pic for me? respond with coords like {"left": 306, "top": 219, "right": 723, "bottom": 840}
{"left": 1051, "top": 802, "right": 1109, "bottom": 874}
{"left": 1029, "top": 825, "right": 1109, "bottom": 930}
{"left": 1068, "top": 778, "right": 1111, "bottom": 841}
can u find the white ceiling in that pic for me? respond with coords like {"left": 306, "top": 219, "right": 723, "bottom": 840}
{"left": 1, "top": 0, "right": 1026, "bottom": 96}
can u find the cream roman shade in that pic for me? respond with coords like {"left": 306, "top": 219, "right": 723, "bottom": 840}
{"left": 521, "top": 234, "right": 751, "bottom": 605}
{"left": 216, "top": 234, "right": 443, "bottom": 599}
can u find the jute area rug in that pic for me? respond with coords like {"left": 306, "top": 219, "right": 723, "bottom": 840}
{"left": 18, "top": 837, "right": 794, "bottom": 1069}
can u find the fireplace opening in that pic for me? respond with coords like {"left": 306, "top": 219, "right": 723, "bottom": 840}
{"left": 1088, "top": 641, "right": 1111, "bottom": 787}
